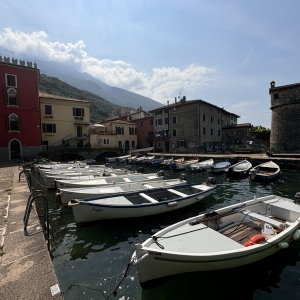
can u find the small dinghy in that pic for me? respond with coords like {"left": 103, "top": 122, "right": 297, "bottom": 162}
{"left": 68, "top": 178, "right": 217, "bottom": 224}
{"left": 185, "top": 158, "right": 214, "bottom": 172}
{"left": 225, "top": 159, "right": 252, "bottom": 177}
{"left": 132, "top": 194, "right": 300, "bottom": 288}
{"left": 56, "top": 177, "right": 187, "bottom": 206}
{"left": 249, "top": 161, "right": 281, "bottom": 181}
{"left": 208, "top": 161, "right": 231, "bottom": 173}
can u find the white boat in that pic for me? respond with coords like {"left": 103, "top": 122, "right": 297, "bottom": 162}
{"left": 186, "top": 158, "right": 214, "bottom": 172}
{"left": 225, "top": 159, "right": 252, "bottom": 177}
{"left": 249, "top": 161, "right": 281, "bottom": 181}
{"left": 68, "top": 180, "right": 217, "bottom": 223}
{"left": 132, "top": 194, "right": 300, "bottom": 288}
{"left": 170, "top": 158, "right": 199, "bottom": 170}
{"left": 208, "top": 161, "right": 231, "bottom": 173}
{"left": 56, "top": 178, "right": 188, "bottom": 206}
{"left": 42, "top": 168, "right": 130, "bottom": 186}
{"left": 54, "top": 172, "right": 165, "bottom": 189}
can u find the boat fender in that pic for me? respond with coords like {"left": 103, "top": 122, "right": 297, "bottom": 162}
{"left": 180, "top": 173, "right": 187, "bottom": 180}
{"left": 167, "top": 201, "right": 178, "bottom": 207}
{"left": 157, "top": 170, "right": 165, "bottom": 177}
{"left": 292, "top": 229, "right": 300, "bottom": 240}
{"left": 206, "top": 177, "right": 216, "bottom": 185}
{"left": 278, "top": 242, "right": 289, "bottom": 249}
{"left": 245, "top": 234, "right": 266, "bottom": 247}
{"left": 170, "top": 162, "right": 176, "bottom": 169}
{"left": 132, "top": 253, "right": 149, "bottom": 266}
{"left": 68, "top": 200, "right": 80, "bottom": 207}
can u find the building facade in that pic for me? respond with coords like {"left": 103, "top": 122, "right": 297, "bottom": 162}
{"left": 0, "top": 56, "right": 42, "bottom": 161}
{"left": 269, "top": 81, "right": 300, "bottom": 151}
{"left": 222, "top": 123, "right": 251, "bottom": 145}
{"left": 90, "top": 120, "right": 137, "bottom": 154}
{"left": 105, "top": 108, "right": 153, "bottom": 149}
{"left": 150, "top": 97, "right": 239, "bottom": 153}
{"left": 40, "top": 93, "right": 91, "bottom": 150}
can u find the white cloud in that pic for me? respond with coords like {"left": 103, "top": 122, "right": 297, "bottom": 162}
{"left": 0, "top": 28, "right": 216, "bottom": 101}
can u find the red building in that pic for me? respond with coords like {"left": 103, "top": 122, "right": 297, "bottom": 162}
{"left": 0, "top": 56, "right": 42, "bottom": 161}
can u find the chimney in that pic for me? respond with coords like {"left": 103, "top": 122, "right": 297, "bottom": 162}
{"left": 175, "top": 97, "right": 177, "bottom": 103}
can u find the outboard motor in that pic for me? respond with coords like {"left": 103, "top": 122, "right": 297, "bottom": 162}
{"left": 206, "top": 177, "right": 217, "bottom": 186}
{"left": 157, "top": 169, "right": 165, "bottom": 177}
{"left": 180, "top": 173, "right": 187, "bottom": 181}
{"left": 294, "top": 192, "right": 300, "bottom": 203}
{"left": 137, "top": 167, "right": 145, "bottom": 173}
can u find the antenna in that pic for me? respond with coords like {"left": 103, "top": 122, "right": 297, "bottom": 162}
{"left": 5, "top": 50, "right": 14, "bottom": 59}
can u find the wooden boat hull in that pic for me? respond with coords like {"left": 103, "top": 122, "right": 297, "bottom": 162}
{"left": 57, "top": 179, "right": 187, "bottom": 206}
{"left": 132, "top": 195, "right": 300, "bottom": 287}
{"left": 69, "top": 184, "right": 216, "bottom": 223}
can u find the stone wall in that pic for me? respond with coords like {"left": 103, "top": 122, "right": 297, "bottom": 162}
{"left": 270, "top": 82, "right": 300, "bottom": 151}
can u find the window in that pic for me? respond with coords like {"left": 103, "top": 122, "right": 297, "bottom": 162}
{"left": 103, "top": 138, "right": 110, "bottom": 145}
{"left": 173, "top": 116, "right": 177, "bottom": 124}
{"left": 9, "top": 114, "right": 19, "bottom": 131}
{"left": 274, "top": 93, "right": 278, "bottom": 99}
{"left": 129, "top": 127, "right": 135, "bottom": 135}
{"left": 172, "top": 129, "right": 176, "bottom": 136}
{"left": 164, "top": 108, "right": 169, "bottom": 114}
{"left": 203, "top": 114, "right": 206, "bottom": 121}
{"left": 45, "top": 105, "right": 52, "bottom": 115}
{"left": 7, "top": 88, "right": 18, "bottom": 106}
{"left": 150, "top": 120, "right": 153, "bottom": 125}
{"left": 6, "top": 74, "right": 17, "bottom": 87}
{"left": 211, "top": 116, "right": 213, "bottom": 123}
{"left": 218, "top": 130, "right": 221, "bottom": 136}
{"left": 42, "top": 123, "right": 56, "bottom": 133}
{"left": 165, "top": 117, "right": 168, "bottom": 124}
{"left": 73, "top": 107, "right": 84, "bottom": 117}
{"left": 141, "top": 121, "right": 143, "bottom": 127}
{"left": 203, "top": 127, "right": 206, "bottom": 134}
{"left": 218, "top": 118, "right": 220, "bottom": 124}
{"left": 179, "top": 140, "right": 186, "bottom": 147}
{"left": 118, "top": 141, "right": 122, "bottom": 148}
{"left": 156, "top": 118, "right": 162, "bottom": 125}
{"left": 211, "top": 128, "right": 213, "bottom": 135}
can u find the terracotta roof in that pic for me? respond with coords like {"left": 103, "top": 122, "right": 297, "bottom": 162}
{"left": 39, "top": 92, "right": 91, "bottom": 103}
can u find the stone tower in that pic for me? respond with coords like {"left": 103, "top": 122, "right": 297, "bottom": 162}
{"left": 269, "top": 81, "right": 300, "bottom": 151}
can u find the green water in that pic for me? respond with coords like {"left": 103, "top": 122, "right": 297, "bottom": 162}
{"left": 34, "top": 166, "right": 300, "bottom": 300}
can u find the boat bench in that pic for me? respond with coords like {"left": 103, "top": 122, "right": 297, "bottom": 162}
{"left": 143, "top": 184, "right": 154, "bottom": 189}
{"left": 167, "top": 189, "right": 187, "bottom": 197}
{"left": 239, "top": 210, "right": 283, "bottom": 228}
{"left": 139, "top": 193, "right": 158, "bottom": 203}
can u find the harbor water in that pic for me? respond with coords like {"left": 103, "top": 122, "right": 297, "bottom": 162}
{"left": 33, "top": 164, "right": 300, "bottom": 300}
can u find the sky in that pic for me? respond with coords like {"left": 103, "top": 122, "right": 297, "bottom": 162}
{"left": 1, "top": 0, "right": 300, "bottom": 128}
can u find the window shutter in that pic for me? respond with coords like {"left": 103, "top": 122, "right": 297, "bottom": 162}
{"left": 16, "top": 91, "right": 20, "bottom": 106}
{"left": 177, "top": 141, "right": 179, "bottom": 147}
{"left": 18, "top": 116, "right": 22, "bottom": 131}
{"left": 5, "top": 114, "right": 8, "bottom": 130}
{"left": 82, "top": 108, "right": 84, "bottom": 116}
{"left": 73, "top": 107, "right": 75, "bottom": 116}
{"left": 184, "top": 141, "right": 186, "bottom": 147}
{"left": 3, "top": 89, "right": 8, "bottom": 105}
{"left": 53, "top": 124, "right": 56, "bottom": 133}
{"left": 122, "top": 127, "right": 124, "bottom": 134}
{"left": 42, "top": 123, "right": 46, "bottom": 133}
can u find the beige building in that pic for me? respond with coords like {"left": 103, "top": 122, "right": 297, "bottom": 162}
{"left": 90, "top": 120, "right": 137, "bottom": 154}
{"left": 40, "top": 93, "right": 91, "bottom": 150}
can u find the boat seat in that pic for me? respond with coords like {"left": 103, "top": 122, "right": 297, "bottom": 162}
{"left": 143, "top": 184, "right": 154, "bottom": 189}
{"left": 167, "top": 189, "right": 187, "bottom": 197}
{"left": 139, "top": 193, "right": 158, "bottom": 203}
{"left": 239, "top": 210, "right": 284, "bottom": 228}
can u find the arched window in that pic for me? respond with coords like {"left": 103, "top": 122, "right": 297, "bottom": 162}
{"left": 118, "top": 141, "right": 122, "bottom": 148}
{"left": 7, "top": 88, "right": 18, "bottom": 106}
{"left": 131, "top": 141, "right": 135, "bottom": 148}
{"left": 9, "top": 113, "right": 19, "bottom": 131}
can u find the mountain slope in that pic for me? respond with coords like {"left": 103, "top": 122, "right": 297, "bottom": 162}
{"left": 38, "top": 74, "right": 117, "bottom": 123}
{"left": 36, "top": 59, "right": 163, "bottom": 111}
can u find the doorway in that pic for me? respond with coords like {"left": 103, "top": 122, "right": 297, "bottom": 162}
{"left": 10, "top": 139, "right": 21, "bottom": 159}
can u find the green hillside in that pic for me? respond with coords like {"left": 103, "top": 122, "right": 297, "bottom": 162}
{"left": 38, "top": 74, "right": 119, "bottom": 123}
